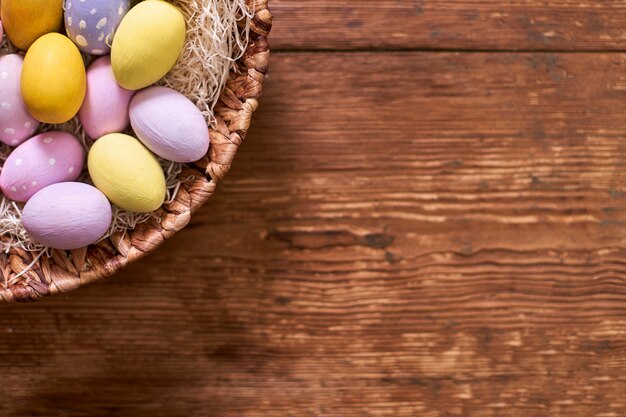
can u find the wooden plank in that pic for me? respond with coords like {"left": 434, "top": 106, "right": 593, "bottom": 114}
{"left": 271, "top": 0, "right": 626, "bottom": 51}
{"left": 2, "top": 52, "right": 626, "bottom": 415}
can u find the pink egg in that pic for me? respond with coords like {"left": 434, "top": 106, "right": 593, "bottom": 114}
{"left": 23, "top": 182, "right": 112, "bottom": 250}
{"left": 79, "top": 56, "right": 135, "bottom": 139}
{"left": 0, "top": 131, "right": 84, "bottom": 202}
{"left": 0, "top": 54, "right": 40, "bottom": 146}
{"left": 129, "top": 86, "right": 210, "bottom": 163}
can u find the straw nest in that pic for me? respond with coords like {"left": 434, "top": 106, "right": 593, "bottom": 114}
{"left": 0, "top": 0, "right": 272, "bottom": 302}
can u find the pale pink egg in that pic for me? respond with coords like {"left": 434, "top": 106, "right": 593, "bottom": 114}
{"left": 0, "top": 54, "right": 40, "bottom": 146}
{"left": 79, "top": 56, "right": 135, "bottom": 139}
{"left": 0, "top": 131, "right": 85, "bottom": 202}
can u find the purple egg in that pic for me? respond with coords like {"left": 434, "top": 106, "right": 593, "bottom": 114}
{"left": 0, "top": 54, "right": 40, "bottom": 146}
{"left": 130, "top": 86, "right": 210, "bottom": 163}
{"left": 23, "top": 182, "right": 112, "bottom": 250}
{"left": 79, "top": 56, "right": 134, "bottom": 139}
{"left": 0, "top": 131, "right": 85, "bottom": 202}
{"left": 64, "top": 0, "right": 131, "bottom": 55}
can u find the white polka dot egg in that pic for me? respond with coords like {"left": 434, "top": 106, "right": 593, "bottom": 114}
{"left": 0, "top": 54, "right": 40, "bottom": 146}
{"left": 0, "top": 131, "right": 84, "bottom": 202}
{"left": 64, "top": 0, "right": 131, "bottom": 55}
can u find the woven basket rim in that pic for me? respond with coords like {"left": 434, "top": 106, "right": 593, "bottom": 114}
{"left": 0, "top": 0, "right": 273, "bottom": 302}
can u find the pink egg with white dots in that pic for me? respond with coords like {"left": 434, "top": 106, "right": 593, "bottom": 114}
{"left": 0, "top": 131, "right": 84, "bottom": 202}
{"left": 0, "top": 54, "right": 40, "bottom": 146}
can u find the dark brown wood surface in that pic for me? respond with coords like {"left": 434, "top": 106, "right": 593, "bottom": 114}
{"left": 271, "top": 0, "right": 626, "bottom": 50}
{"left": 3, "top": 2, "right": 626, "bottom": 416}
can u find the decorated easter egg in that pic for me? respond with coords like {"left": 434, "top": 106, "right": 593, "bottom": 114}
{"left": 0, "top": 131, "right": 84, "bottom": 202}
{"left": 0, "top": 20, "right": 3, "bottom": 44}
{"left": 1, "top": 0, "right": 63, "bottom": 50}
{"left": 21, "top": 33, "right": 87, "bottom": 124}
{"left": 88, "top": 133, "right": 166, "bottom": 213}
{"left": 111, "top": 0, "right": 186, "bottom": 90}
{"left": 23, "top": 182, "right": 112, "bottom": 250}
{"left": 0, "top": 54, "right": 39, "bottom": 146}
{"left": 129, "top": 86, "right": 209, "bottom": 163}
{"left": 64, "top": 0, "right": 130, "bottom": 55}
{"left": 80, "top": 56, "right": 134, "bottom": 139}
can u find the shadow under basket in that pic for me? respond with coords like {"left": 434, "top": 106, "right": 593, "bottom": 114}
{"left": 0, "top": 0, "right": 273, "bottom": 302}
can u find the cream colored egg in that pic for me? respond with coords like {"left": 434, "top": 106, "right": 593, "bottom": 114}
{"left": 21, "top": 33, "right": 86, "bottom": 124}
{"left": 111, "top": 0, "right": 186, "bottom": 90}
{"left": 88, "top": 133, "right": 166, "bottom": 213}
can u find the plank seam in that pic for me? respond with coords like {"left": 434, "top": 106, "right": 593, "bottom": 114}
{"left": 273, "top": 48, "right": 626, "bottom": 54}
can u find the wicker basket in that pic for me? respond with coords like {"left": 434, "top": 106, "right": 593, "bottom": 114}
{"left": 0, "top": 0, "right": 273, "bottom": 302}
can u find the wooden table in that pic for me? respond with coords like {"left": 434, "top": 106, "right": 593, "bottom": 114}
{"left": 2, "top": 1, "right": 626, "bottom": 415}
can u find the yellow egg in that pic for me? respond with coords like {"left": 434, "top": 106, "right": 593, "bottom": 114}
{"left": 88, "top": 134, "right": 166, "bottom": 213}
{"left": 21, "top": 33, "right": 86, "bottom": 124}
{"left": 111, "top": 0, "right": 186, "bottom": 90}
{"left": 1, "top": 0, "right": 63, "bottom": 50}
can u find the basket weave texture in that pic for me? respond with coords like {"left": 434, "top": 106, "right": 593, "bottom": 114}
{"left": 0, "top": 0, "right": 272, "bottom": 302}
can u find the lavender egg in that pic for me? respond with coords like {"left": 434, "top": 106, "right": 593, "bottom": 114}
{"left": 129, "top": 86, "right": 210, "bottom": 163}
{"left": 80, "top": 56, "right": 134, "bottom": 139}
{"left": 0, "top": 54, "right": 40, "bottom": 146}
{"left": 23, "top": 182, "right": 112, "bottom": 250}
{"left": 64, "top": 0, "right": 130, "bottom": 55}
{"left": 0, "top": 131, "right": 84, "bottom": 202}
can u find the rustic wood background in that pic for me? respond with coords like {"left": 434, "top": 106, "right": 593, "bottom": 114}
{"left": 2, "top": 1, "right": 626, "bottom": 415}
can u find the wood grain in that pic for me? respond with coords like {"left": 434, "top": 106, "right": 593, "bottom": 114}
{"left": 1, "top": 51, "right": 626, "bottom": 415}
{"left": 272, "top": 0, "right": 626, "bottom": 51}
